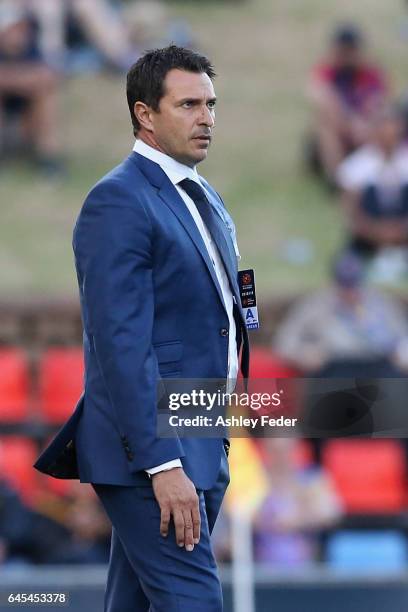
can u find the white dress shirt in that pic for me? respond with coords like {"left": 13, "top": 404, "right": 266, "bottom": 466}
{"left": 133, "top": 139, "right": 238, "bottom": 475}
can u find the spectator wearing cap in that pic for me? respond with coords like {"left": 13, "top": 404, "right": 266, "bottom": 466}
{"left": 337, "top": 106, "right": 408, "bottom": 257}
{"left": 307, "top": 23, "right": 387, "bottom": 186}
{"left": 0, "top": 2, "right": 63, "bottom": 175}
{"left": 273, "top": 252, "right": 408, "bottom": 377}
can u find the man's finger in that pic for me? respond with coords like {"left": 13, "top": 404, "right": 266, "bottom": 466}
{"left": 160, "top": 506, "right": 171, "bottom": 537}
{"left": 191, "top": 500, "right": 201, "bottom": 544}
{"left": 182, "top": 509, "right": 195, "bottom": 551}
{"left": 173, "top": 509, "right": 185, "bottom": 547}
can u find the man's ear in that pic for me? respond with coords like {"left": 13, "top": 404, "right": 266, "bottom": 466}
{"left": 134, "top": 101, "right": 154, "bottom": 132}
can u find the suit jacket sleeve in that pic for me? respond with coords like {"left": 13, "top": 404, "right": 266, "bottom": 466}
{"left": 73, "top": 180, "right": 185, "bottom": 472}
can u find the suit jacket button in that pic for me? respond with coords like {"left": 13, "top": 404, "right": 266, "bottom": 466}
{"left": 220, "top": 328, "right": 229, "bottom": 337}
{"left": 127, "top": 452, "right": 134, "bottom": 461}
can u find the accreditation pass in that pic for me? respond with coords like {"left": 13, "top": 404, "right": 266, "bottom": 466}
{"left": 238, "top": 268, "right": 259, "bottom": 329}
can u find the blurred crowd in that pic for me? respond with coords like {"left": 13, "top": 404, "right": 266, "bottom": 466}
{"left": 1, "top": 436, "right": 342, "bottom": 568}
{"left": 305, "top": 23, "right": 408, "bottom": 283}
{"left": 1, "top": 433, "right": 407, "bottom": 571}
{"left": 276, "top": 21, "right": 408, "bottom": 380}
{"left": 0, "top": 0, "right": 192, "bottom": 177}
{"left": 0, "top": 477, "right": 111, "bottom": 566}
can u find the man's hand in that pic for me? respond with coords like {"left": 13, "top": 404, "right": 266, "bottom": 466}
{"left": 151, "top": 467, "right": 200, "bottom": 552}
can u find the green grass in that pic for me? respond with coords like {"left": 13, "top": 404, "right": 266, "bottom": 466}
{"left": 2, "top": 0, "right": 408, "bottom": 300}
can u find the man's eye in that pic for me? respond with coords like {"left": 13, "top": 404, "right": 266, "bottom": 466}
{"left": 208, "top": 102, "right": 216, "bottom": 110}
{"left": 182, "top": 102, "right": 193, "bottom": 108}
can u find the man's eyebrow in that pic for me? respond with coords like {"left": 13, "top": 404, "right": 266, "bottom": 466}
{"left": 177, "top": 96, "right": 217, "bottom": 104}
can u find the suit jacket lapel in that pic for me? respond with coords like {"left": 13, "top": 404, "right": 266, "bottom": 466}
{"left": 130, "top": 153, "right": 228, "bottom": 314}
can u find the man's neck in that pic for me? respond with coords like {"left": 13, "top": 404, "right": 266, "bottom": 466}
{"left": 133, "top": 139, "right": 200, "bottom": 185}
{"left": 136, "top": 134, "right": 196, "bottom": 169}
{"left": 138, "top": 133, "right": 164, "bottom": 155}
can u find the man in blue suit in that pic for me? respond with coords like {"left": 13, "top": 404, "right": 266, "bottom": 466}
{"left": 34, "top": 45, "right": 249, "bottom": 611}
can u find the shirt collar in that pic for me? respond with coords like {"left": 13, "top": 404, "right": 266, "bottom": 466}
{"left": 133, "top": 139, "right": 201, "bottom": 186}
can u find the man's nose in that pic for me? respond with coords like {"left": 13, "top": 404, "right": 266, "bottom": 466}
{"left": 198, "top": 105, "right": 215, "bottom": 127}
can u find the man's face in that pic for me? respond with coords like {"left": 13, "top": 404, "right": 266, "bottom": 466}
{"left": 146, "top": 69, "right": 216, "bottom": 167}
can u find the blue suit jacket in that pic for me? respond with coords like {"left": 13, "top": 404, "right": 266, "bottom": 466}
{"left": 34, "top": 152, "right": 248, "bottom": 490}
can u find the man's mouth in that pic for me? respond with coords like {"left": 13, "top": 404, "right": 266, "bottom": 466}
{"left": 193, "top": 135, "right": 212, "bottom": 143}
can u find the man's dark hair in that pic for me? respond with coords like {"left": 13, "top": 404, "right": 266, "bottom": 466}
{"left": 126, "top": 45, "right": 216, "bottom": 136}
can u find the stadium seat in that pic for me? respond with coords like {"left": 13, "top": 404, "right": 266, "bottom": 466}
{"left": 322, "top": 440, "right": 406, "bottom": 513}
{"left": 293, "top": 439, "right": 314, "bottom": 467}
{"left": 38, "top": 347, "right": 84, "bottom": 424}
{"left": 327, "top": 530, "right": 407, "bottom": 572}
{"left": 0, "top": 347, "right": 30, "bottom": 422}
{"left": 0, "top": 436, "right": 38, "bottom": 503}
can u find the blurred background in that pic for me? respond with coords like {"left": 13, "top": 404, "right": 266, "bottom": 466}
{"left": 1, "top": 0, "right": 408, "bottom": 610}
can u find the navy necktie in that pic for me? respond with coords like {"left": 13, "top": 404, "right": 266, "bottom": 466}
{"left": 178, "top": 178, "right": 250, "bottom": 380}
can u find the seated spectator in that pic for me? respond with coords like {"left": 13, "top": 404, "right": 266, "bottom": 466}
{"left": 273, "top": 252, "right": 408, "bottom": 376}
{"left": 0, "top": 3, "right": 63, "bottom": 176}
{"left": 307, "top": 23, "right": 387, "bottom": 186}
{"left": 337, "top": 106, "right": 408, "bottom": 258}
{"left": 23, "top": 0, "right": 135, "bottom": 74}
{"left": 25, "top": 0, "right": 192, "bottom": 75}
{"left": 14, "top": 0, "right": 192, "bottom": 76}
{"left": 253, "top": 439, "right": 342, "bottom": 567}
{"left": 0, "top": 478, "right": 69, "bottom": 565}
{"left": 0, "top": 476, "right": 109, "bottom": 566}
{"left": 124, "top": 1, "right": 194, "bottom": 56}
{"left": 47, "top": 482, "right": 111, "bottom": 564}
